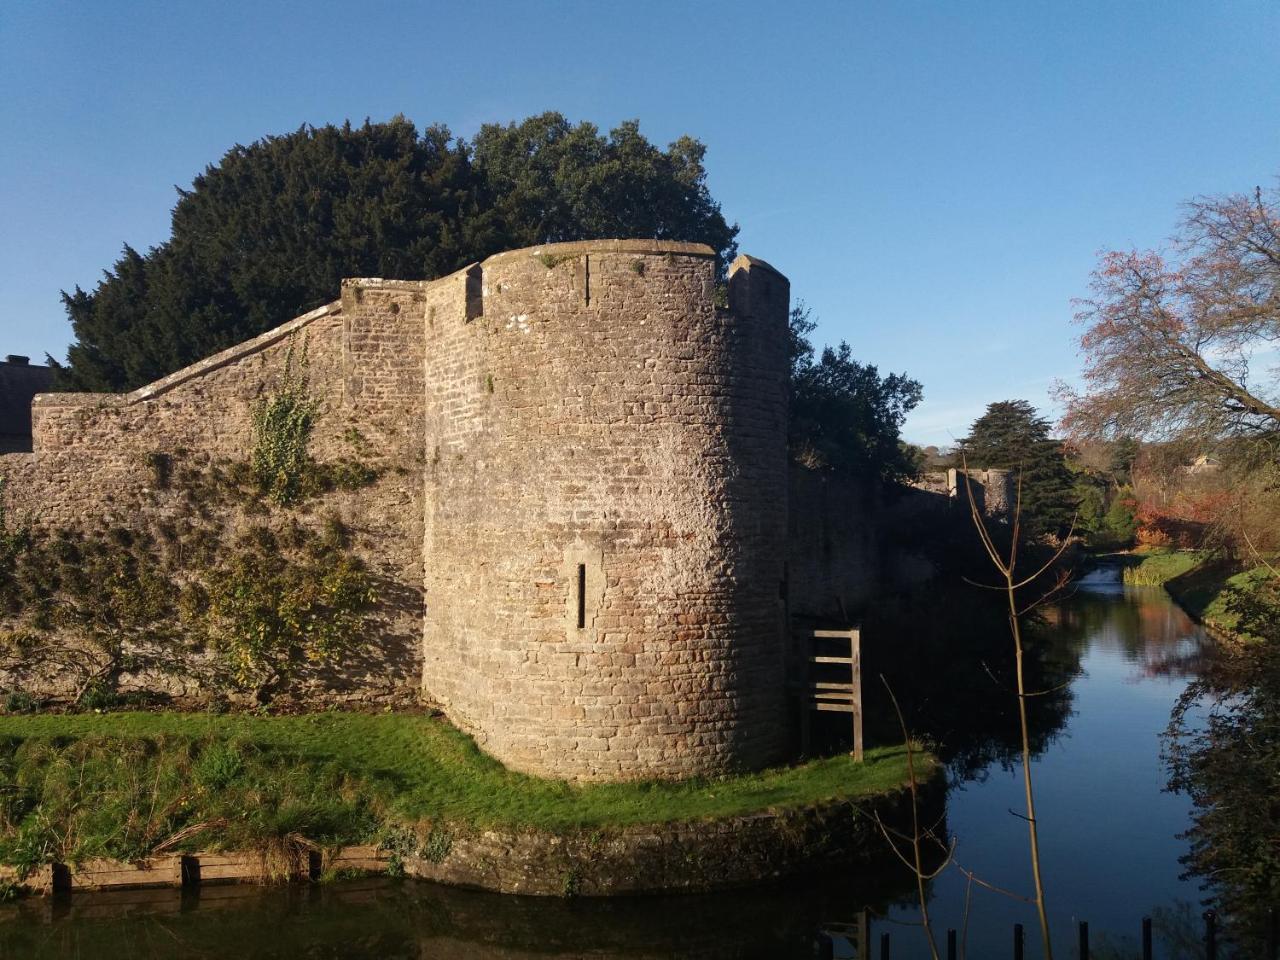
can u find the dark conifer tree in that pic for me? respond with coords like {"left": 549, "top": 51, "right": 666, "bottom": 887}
{"left": 957, "top": 400, "right": 1077, "bottom": 538}
{"left": 55, "top": 113, "right": 738, "bottom": 391}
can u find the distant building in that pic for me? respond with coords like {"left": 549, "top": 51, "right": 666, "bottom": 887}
{"left": 0, "top": 355, "right": 53, "bottom": 453}
{"left": 1184, "top": 454, "right": 1221, "bottom": 475}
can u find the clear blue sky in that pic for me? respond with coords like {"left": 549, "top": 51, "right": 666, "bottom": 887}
{"left": 3, "top": 1, "right": 1278, "bottom": 445}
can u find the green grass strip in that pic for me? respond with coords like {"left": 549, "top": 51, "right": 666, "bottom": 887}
{"left": 1120, "top": 548, "right": 1204, "bottom": 587}
{"left": 0, "top": 712, "right": 918, "bottom": 868}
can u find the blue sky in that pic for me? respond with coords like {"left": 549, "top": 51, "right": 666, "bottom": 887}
{"left": 2, "top": 1, "right": 1278, "bottom": 445}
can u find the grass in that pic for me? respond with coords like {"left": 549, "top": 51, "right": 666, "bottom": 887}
{"left": 1116, "top": 547, "right": 1278, "bottom": 640}
{"left": 0, "top": 711, "right": 918, "bottom": 870}
{"left": 1119, "top": 547, "right": 1205, "bottom": 586}
{"left": 1165, "top": 561, "right": 1276, "bottom": 637}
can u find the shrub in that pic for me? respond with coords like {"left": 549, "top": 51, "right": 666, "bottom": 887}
{"left": 205, "top": 526, "right": 377, "bottom": 702}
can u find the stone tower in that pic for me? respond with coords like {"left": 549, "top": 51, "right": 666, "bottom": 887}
{"left": 416, "top": 240, "right": 792, "bottom": 780}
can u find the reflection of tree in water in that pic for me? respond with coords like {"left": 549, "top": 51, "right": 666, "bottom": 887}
{"left": 1057, "top": 584, "right": 1210, "bottom": 681}
{"left": 1165, "top": 636, "right": 1280, "bottom": 957}
{"left": 862, "top": 584, "right": 1080, "bottom": 783}
{"left": 1091, "top": 900, "right": 1232, "bottom": 959}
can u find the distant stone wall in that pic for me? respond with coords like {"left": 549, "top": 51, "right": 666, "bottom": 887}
{"left": 0, "top": 356, "right": 53, "bottom": 454}
{"left": 946, "top": 467, "right": 1013, "bottom": 518}
{"left": 786, "top": 466, "right": 879, "bottom": 620}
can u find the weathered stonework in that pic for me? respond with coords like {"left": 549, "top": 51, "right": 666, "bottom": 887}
{"left": 945, "top": 467, "right": 1014, "bottom": 518}
{"left": 0, "top": 239, "right": 883, "bottom": 782}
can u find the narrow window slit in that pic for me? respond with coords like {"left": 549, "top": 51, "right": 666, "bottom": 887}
{"left": 576, "top": 564, "right": 587, "bottom": 629}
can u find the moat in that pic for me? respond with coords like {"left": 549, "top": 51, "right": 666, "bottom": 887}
{"left": 0, "top": 571, "right": 1225, "bottom": 958}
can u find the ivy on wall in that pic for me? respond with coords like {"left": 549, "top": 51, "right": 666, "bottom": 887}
{"left": 0, "top": 360, "right": 387, "bottom": 708}
{"left": 250, "top": 348, "right": 319, "bottom": 506}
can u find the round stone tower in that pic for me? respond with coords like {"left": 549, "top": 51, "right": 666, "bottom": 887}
{"left": 418, "top": 239, "right": 791, "bottom": 781}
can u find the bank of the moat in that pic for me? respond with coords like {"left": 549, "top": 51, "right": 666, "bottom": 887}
{"left": 0, "top": 711, "right": 936, "bottom": 898}
{"left": 3, "top": 576, "right": 1261, "bottom": 958}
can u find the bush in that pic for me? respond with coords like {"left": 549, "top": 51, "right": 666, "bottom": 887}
{"left": 205, "top": 526, "right": 377, "bottom": 702}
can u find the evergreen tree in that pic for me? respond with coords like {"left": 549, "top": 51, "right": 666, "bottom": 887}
{"left": 56, "top": 114, "right": 738, "bottom": 391}
{"left": 958, "top": 400, "right": 1077, "bottom": 538}
{"left": 788, "top": 305, "right": 923, "bottom": 484}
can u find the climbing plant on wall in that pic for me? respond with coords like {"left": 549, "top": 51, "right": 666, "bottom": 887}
{"left": 250, "top": 348, "right": 319, "bottom": 506}
{"left": 0, "top": 458, "right": 382, "bottom": 708}
{"left": 203, "top": 519, "right": 377, "bottom": 703}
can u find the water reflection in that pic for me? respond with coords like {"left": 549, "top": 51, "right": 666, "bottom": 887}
{"left": 863, "top": 581, "right": 1081, "bottom": 784}
{"left": 0, "top": 575, "right": 1253, "bottom": 959}
{"left": 0, "top": 869, "right": 920, "bottom": 960}
{"left": 873, "top": 571, "right": 1221, "bottom": 959}
{"left": 1165, "top": 627, "right": 1280, "bottom": 955}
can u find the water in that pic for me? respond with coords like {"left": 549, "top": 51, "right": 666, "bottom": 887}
{"left": 0, "top": 571, "right": 1230, "bottom": 958}
{"left": 875, "top": 567, "right": 1213, "bottom": 958}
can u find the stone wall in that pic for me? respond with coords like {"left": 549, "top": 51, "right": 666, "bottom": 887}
{"left": 0, "top": 239, "right": 802, "bottom": 783}
{"left": 0, "top": 300, "right": 427, "bottom": 705}
{"left": 946, "top": 467, "right": 1014, "bottom": 518}
{"left": 786, "top": 466, "right": 879, "bottom": 621}
{"left": 0, "top": 356, "right": 53, "bottom": 454}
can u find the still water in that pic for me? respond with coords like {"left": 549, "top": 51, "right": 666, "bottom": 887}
{"left": 0, "top": 571, "right": 1224, "bottom": 958}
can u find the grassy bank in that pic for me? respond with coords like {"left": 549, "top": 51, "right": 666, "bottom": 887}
{"left": 1118, "top": 548, "right": 1277, "bottom": 640}
{"left": 1164, "top": 562, "right": 1275, "bottom": 638}
{"left": 0, "top": 712, "right": 919, "bottom": 872}
{"left": 1118, "top": 547, "right": 1204, "bottom": 586}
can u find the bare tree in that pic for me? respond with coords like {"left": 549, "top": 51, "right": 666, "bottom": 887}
{"left": 962, "top": 468, "right": 1077, "bottom": 960}
{"left": 1059, "top": 183, "right": 1280, "bottom": 443}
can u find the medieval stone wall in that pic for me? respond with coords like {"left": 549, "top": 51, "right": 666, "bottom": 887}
{"left": 786, "top": 466, "right": 879, "bottom": 620}
{"left": 0, "top": 357, "right": 53, "bottom": 454}
{"left": 0, "top": 299, "right": 427, "bottom": 704}
{"left": 0, "top": 239, "right": 811, "bottom": 782}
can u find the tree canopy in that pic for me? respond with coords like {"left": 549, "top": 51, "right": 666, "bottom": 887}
{"left": 958, "top": 400, "right": 1076, "bottom": 538}
{"left": 57, "top": 114, "right": 738, "bottom": 391}
{"left": 1060, "top": 181, "right": 1280, "bottom": 444}
{"left": 788, "top": 304, "right": 923, "bottom": 484}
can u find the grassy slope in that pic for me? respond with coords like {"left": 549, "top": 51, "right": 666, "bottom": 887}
{"left": 0, "top": 712, "right": 918, "bottom": 866}
{"left": 1121, "top": 548, "right": 1276, "bottom": 638}
{"left": 1119, "top": 548, "right": 1204, "bottom": 586}
{"left": 1164, "top": 563, "right": 1275, "bottom": 636}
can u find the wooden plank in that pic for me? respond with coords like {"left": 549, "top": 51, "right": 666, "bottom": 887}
{"left": 851, "top": 630, "right": 863, "bottom": 762}
{"left": 810, "top": 681, "right": 856, "bottom": 690}
{"left": 809, "top": 629, "right": 859, "bottom": 639}
{"left": 0, "top": 863, "right": 55, "bottom": 894}
{"left": 812, "top": 656, "right": 854, "bottom": 664}
{"left": 71, "top": 857, "right": 182, "bottom": 892}
{"left": 327, "top": 845, "right": 390, "bottom": 875}
{"left": 814, "top": 691, "right": 855, "bottom": 701}
{"left": 187, "top": 852, "right": 264, "bottom": 885}
{"left": 815, "top": 703, "right": 856, "bottom": 713}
